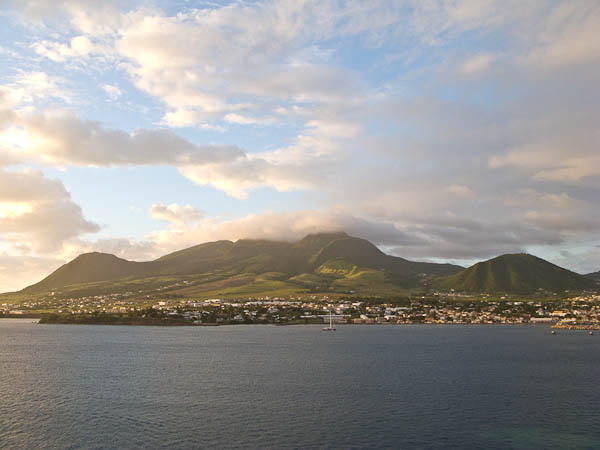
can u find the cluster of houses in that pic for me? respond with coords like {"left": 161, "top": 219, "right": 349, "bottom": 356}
{"left": 3, "top": 293, "right": 600, "bottom": 326}
{"left": 142, "top": 295, "right": 600, "bottom": 325}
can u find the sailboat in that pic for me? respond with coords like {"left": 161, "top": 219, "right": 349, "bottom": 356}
{"left": 322, "top": 309, "right": 336, "bottom": 331}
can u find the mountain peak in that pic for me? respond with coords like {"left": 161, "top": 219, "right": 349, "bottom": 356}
{"left": 437, "top": 252, "right": 594, "bottom": 294}
{"left": 73, "top": 252, "right": 121, "bottom": 261}
{"left": 295, "top": 231, "right": 348, "bottom": 249}
{"left": 303, "top": 231, "right": 349, "bottom": 238}
{"left": 23, "top": 251, "right": 148, "bottom": 293}
{"left": 25, "top": 233, "right": 591, "bottom": 298}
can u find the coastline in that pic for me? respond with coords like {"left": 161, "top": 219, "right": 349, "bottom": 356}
{"left": 35, "top": 316, "right": 555, "bottom": 327}
{"left": 552, "top": 323, "right": 600, "bottom": 331}
{"left": 0, "top": 313, "right": 45, "bottom": 319}
{"left": 4, "top": 314, "right": 595, "bottom": 329}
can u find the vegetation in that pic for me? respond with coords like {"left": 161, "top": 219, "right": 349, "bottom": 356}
{"left": 16, "top": 232, "right": 463, "bottom": 299}
{"left": 39, "top": 312, "right": 189, "bottom": 326}
{"left": 436, "top": 253, "right": 595, "bottom": 294}
{"left": 6, "top": 235, "right": 596, "bottom": 302}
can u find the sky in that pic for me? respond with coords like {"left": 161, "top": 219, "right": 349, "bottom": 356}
{"left": 0, "top": 0, "right": 599, "bottom": 292}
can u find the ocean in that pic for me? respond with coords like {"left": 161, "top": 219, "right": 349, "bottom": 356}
{"left": 1, "top": 320, "right": 599, "bottom": 449}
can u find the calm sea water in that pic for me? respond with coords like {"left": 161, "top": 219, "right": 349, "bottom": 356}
{"left": 1, "top": 320, "right": 599, "bottom": 450}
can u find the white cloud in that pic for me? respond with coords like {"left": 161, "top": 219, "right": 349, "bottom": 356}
{"left": 533, "top": 155, "right": 600, "bottom": 183}
{"left": 460, "top": 53, "right": 494, "bottom": 75}
{"left": 96, "top": 3, "right": 368, "bottom": 130}
{"left": 0, "top": 109, "right": 336, "bottom": 198}
{"left": 144, "top": 208, "right": 418, "bottom": 257}
{"left": 0, "top": 167, "right": 99, "bottom": 254}
{"left": 32, "top": 35, "right": 96, "bottom": 62}
{"left": 0, "top": 109, "right": 242, "bottom": 166}
{"left": 521, "top": 1, "right": 600, "bottom": 68}
{"left": 0, "top": 71, "right": 71, "bottom": 109}
{"left": 4, "top": 0, "right": 126, "bottom": 35}
{"left": 0, "top": 253, "right": 63, "bottom": 293}
{"left": 0, "top": 0, "right": 598, "bottom": 283}
{"left": 150, "top": 203, "right": 203, "bottom": 227}
{"left": 102, "top": 84, "right": 122, "bottom": 100}
{"left": 223, "top": 113, "right": 274, "bottom": 126}
{"left": 58, "top": 237, "right": 159, "bottom": 263}
{"left": 444, "top": 184, "right": 475, "bottom": 198}
{"left": 489, "top": 143, "right": 600, "bottom": 184}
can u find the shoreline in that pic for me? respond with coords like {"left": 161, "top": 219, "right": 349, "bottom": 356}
{"left": 552, "top": 323, "right": 600, "bottom": 331}
{"left": 0, "top": 313, "right": 45, "bottom": 319}
{"left": 34, "top": 318, "right": 555, "bottom": 327}
{"left": 4, "top": 315, "right": 597, "bottom": 329}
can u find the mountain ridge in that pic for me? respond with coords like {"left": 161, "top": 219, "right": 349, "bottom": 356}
{"left": 21, "top": 232, "right": 462, "bottom": 295}
{"left": 436, "top": 253, "right": 595, "bottom": 294}
{"left": 16, "top": 234, "right": 596, "bottom": 298}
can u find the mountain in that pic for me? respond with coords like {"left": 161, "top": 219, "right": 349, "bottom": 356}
{"left": 23, "top": 253, "right": 154, "bottom": 293}
{"left": 23, "top": 235, "right": 594, "bottom": 299}
{"left": 21, "top": 232, "right": 463, "bottom": 297}
{"left": 586, "top": 271, "right": 600, "bottom": 280}
{"left": 586, "top": 271, "right": 600, "bottom": 287}
{"left": 436, "top": 253, "right": 595, "bottom": 294}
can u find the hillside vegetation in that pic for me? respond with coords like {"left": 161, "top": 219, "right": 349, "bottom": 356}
{"left": 13, "top": 236, "right": 596, "bottom": 299}
{"left": 436, "top": 253, "right": 594, "bottom": 294}
{"left": 19, "top": 232, "right": 463, "bottom": 298}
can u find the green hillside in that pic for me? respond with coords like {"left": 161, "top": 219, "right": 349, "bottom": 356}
{"left": 24, "top": 253, "right": 154, "bottom": 293}
{"left": 436, "top": 253, "right": 594, "bottom": 294}
{"left": 18, "top": 232, "right": 463, "bottom": 298}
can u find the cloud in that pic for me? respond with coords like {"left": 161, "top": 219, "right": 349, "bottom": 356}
{"left": 2, "top": 191, "right": 597, "bottom": 292}
{"left": 0, "top": 71, "right": 71, "bottom": 109}
{"left": 520, "top": 1, "right": 600, "bottom": 68}
{"left": 0, "top": 0, "right": 598, "bottom": 284}
{"left": 102, "top": 84, "right": 122, "bottom": 100}
{"left": 524, "top": 211, "right": 600, "bottom": 233}
{"left": 444, "top": 184, "right": 475, "bottom": 198}
{"left": 32, "top": 35, "right": 96, "bottom": 62}
{"left": 555, "top": 246, "right": 600, "bottom": 275}
{"left": 58, "top": 237, "right": 159, "bottom": 263}
{"left": 460, "top": 53, "right": 495, "bottom": 75}
{"left": 0, "top": 253, "right": 63, "bottom": 293}
{"left": 0, "top": 167, "right": 99, "bottom": 253}
{"left": 533, "top": 155, "right": 600, "bottom": 183}
{"left": 150, "top": 203, "right": 203, "bottom": 227}
{"left": 0, "top": 109, "right": 241, "bottom": 166}
{"left": 46, "top": 2, "right": 368, "bottom": 128}
{"left": 489, "top": 142, "right": 600, "bottom": 184}
{"left": 144, "top": 207, "right": 422, "bottom": 257}
{"left": 141, "top": 206, "right": 567, "bottom": 267}
{"left": 0, "top": 108, "right": 342, "bottom": 198}
{"left": 388, "top": 214, "right": 564, "bottom": 260}
{"left": 223, "top": 113, "right": 275, "bottom": 126}
{"left": 2, "top": 0, "right": 126, "bottom": 34}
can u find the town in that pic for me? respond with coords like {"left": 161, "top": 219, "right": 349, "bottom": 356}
{"left": 3, "top": 291, "right": 600, "bottom": 328}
